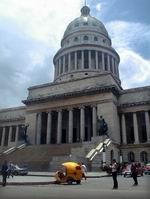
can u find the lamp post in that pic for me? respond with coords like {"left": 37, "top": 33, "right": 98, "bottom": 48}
{"left": 119, "top": 150, "right": 123, "bottom": 164}
{"left": 102, "top": 141, "right": 106, "bottom": 168}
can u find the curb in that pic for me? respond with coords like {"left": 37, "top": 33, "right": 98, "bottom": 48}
{"left": 0, "top": 175, "right": 110, "bottom": 186}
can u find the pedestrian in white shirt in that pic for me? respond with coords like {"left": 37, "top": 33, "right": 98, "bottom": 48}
{"left": 81, "top": 163, "right": 87, "bottom": 180}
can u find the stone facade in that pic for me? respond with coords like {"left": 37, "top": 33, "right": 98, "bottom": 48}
{"left": 0, "top": 5, "right": 150, "bottom": 170}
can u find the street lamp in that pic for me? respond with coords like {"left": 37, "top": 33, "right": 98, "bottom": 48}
{"left": 102, "top": 142, "right": 106, "bottom": 168}
{"left": 119, "top": 150, "right": 123, "bottom": 164}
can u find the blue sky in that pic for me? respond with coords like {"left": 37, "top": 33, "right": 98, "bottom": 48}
{"left": 0, "top": 0, "right": 150, "bottom": 108}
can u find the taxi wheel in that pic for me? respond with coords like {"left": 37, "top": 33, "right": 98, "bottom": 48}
{"left": 67, "top": 179, "right": 73, "bottom": 185}
{"left": 76, "top": 180, "right": 81, "bottom": 184}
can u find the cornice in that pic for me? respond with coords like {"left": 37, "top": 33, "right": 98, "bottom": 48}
{"left": 23, "top": 85, "right": 120, "bottom": 105}
{"left": 119, "top": 100, "right": 150, "bottom": 108}
{"left": 0, "top": 116, "right": 25, "bottom": 123}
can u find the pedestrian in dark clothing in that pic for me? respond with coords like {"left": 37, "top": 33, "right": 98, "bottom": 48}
{"left": 110, "top": 159, "right": 118, "bottom": 189}
{"left": 1, "top": 160, "right": 8, "bottom": 186}
{"left": 131, "top": 162, "right": 138, "bottom": 186}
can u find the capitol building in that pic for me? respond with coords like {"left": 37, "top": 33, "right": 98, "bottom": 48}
{"left": 0, "top": 5, "right": 150, "bottom": 170}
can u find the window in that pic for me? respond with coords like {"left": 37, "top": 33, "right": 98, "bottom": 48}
{"left": 128, "top": 152, "right": 135, "bottom": 162}
{"left": 94, "top": 36, "right": 98, "bottom": 41}
{"left": 74, "top": 37, "right": 78, "bottom": 42}
{"left": 140, "top": 151, "right": 148, "bottom": 163}
{"left": 84, "top": 35, "right": 88, "bottom": 41}
{"left": 75, "top": 23, "right": 79, "bottom": 27}
{"left": 83, "top": 22, "right": 88, "bottom": 25}
{"left": 92, "top": 22, "right": 97, "bottom": 26}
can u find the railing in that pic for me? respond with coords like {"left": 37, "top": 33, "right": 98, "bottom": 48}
{"left": 86, "top": 138, "right": 111, "bottom": 161}
{"left": 0, "top": 143, "right": 26, "bottom": 156}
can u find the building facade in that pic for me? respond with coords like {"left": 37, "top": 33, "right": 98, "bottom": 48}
{"left": 0, "top": 6, "right": 150, "bottom": 169}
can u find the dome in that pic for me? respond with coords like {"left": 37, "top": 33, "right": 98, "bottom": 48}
{"left": 53, "top": 5, "right": 120, "bottom": 85}
{"left": 63, "top": 6, "right": 109, "bottom": 39}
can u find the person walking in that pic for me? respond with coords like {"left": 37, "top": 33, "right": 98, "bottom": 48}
{"left": 81, "top": 163, "right": 87, "bottom": 180}
{"left": 1, "top": 160, "right": 8, "bottom": 186}
{"left": 7, "top": 161, "right": 14, "bottom": 178}
{"left": 110, "top": 159, "right": 118, "bottom": 189}
{"left": 131, "top": 162, "right": 138, "bottom": 186}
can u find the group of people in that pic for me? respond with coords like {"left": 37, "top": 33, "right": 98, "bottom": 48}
{"left": 109, "top": 159, "right": 139, "bottom": 189}
{"left": 1, "top": 160, "right": 14, "bottom": 186}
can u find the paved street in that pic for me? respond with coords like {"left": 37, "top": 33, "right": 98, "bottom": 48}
{"left": 0, "top": 174, "right": 149, "bottom": 199}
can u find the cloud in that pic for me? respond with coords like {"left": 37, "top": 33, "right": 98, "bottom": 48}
{"left": 118, "top": 49, "right": 150, "bottom": 88}
{"left": 0, "top": 0, "right": 82, "bottom": 108}
{"left": 96, "top": 3, "right": 102, "bottom": 12}
{"left": 106, "top": 21, "right": 150, "bottom": 88}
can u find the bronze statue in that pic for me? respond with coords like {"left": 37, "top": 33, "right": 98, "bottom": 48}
{"left": 97, "top": 115, "right": 108, "bottom": 136}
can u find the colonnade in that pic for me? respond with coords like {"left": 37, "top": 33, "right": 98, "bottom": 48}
{"left": 36, "top": 106, "right": 97, "bottom": 145}
{"left": 0, "top": 125, "right": 21, "bottom": 147}
{"left": 121, "top": 111, "right": 150, "bottom": 144}
{"left": 55, "top": 50, "right": 119, "bottom": 78}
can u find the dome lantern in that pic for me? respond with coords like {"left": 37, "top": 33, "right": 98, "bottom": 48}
{"left": 81, "top": 6, "right": 90, "bottom": 16}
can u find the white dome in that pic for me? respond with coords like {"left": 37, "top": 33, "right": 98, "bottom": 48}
{"left": 63, "top": 6, "right": 109, "bottom": 39}
{"left": 53, "top": 6, "right": 120, "bottom": 85}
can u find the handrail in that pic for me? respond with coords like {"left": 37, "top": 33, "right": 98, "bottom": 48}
{"left": 0, "top": 143, "right": 26, "bottom": 156}
{"left": 86, "top": 138, "right": 111, "bottom": 161}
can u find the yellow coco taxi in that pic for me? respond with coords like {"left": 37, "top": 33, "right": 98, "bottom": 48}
{"left": 55, "top": 162, "right": 83, "bottom": 184}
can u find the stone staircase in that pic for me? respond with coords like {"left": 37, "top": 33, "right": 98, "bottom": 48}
{"left": 0, "top": 143, "right": 82, "bottom": 171}
{"left": 86, "top": 138, "right": 111, "bottom": 161}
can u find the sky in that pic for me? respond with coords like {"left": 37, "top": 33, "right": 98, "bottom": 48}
{"left": 0, "top": 0, "right": 150, "bottom": 109}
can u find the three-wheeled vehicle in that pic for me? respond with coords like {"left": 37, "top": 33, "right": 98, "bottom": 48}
{"left": 55, "top": 162, "right": 83, "bottom": 184}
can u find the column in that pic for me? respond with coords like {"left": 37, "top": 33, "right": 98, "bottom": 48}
{"left": 58, "top": 58, "right": 61, "bottom": 75}
{"left": 121, "top": 114, "right": 127, "bottom": 144}
{"left": 92, "top": 106, "right": 97, "bottom": 137}
{"left": 107, "top": 55, "right": 110, "bottom": 71}
{"left": 89, "top": 50, "right": 91, "bottom": 69}
{"left": 36, "top": 113, "right": 42, "bottom": 145}
{"left": 68, "top": 108, "right": 73, "bottom": 143}
{"left": 80, "top": 106, "right": 85, "bottom": 142}
{"left": 68, "top": 53, "right": 71, "bottom": 72}
{"left": 145, "top": 111, "right": 150, "bottom": 142}
{"left": 15, "top": 125, "right": 19, "bottom": 146}
{"left": 115, "top": 61, "right": 119, "bottom": 77}
{"left": 54, "top": 64, "right": 56, "bottom": 79}
{"left": 75, "top": 51, "right": 77, "bottom": 70}
{"left": 102, "top": 52, "right": 105, "bottom": 70}
{"left": 46, "top": 111, "right": 52, "bottom": 144}
{"left": 57, "top": 110, "right": 62, "bottom": 144}
{"left": 57, "top": 60, "right": 59, "bottom": 76}
{"left": 1, "top": 127, "right": 6, "bottom": 147}
{"left": 8, "top": 126, "right": 12, "bottom": 144}
{"left": 133, "top": 112, "right": 139, "bottom": 144}
{"left": 63, "top": 55, "right": 65, "bottom": 73}
{"left": 81, "top": 50, "right": 84, "bottom": 69}
{"left": 112, "top": 57, "right": 115, "bottom": 73}
{"left": 95, "top": 51, "right": 98, "bottom": 70}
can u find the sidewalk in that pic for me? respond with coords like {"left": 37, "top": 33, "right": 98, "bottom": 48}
{"left": 0, "top": 171, "right": 109, "bottom": 186}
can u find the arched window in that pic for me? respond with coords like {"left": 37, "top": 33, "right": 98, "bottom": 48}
{"left": 94, "top": 36, "right": 98, "bottom": 41}
{"left": 74, "top": 23, "right": 79, "bottom": 27}
{"left": 84, "top": 35, "right": 88, "bottom": 41}
{"left": 128, "top": 152, "right": 135, "bottom": 162}
{"left": 74, "top": 37, "right": 78, "bottom": 42}
{"left": 140, "top": 151, "right": 148, "bottom": 163}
